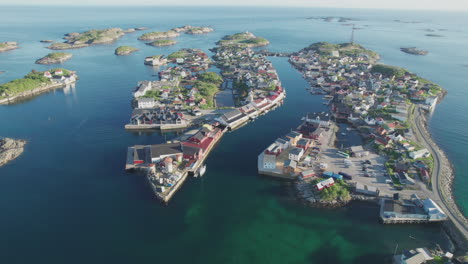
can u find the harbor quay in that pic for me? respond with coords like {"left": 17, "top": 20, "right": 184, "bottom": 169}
{"left": 126, "top": 121, "right": 226, "bottom": 203}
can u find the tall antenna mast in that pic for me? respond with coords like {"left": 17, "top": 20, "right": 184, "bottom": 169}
{"left": 350, "top": 24, "right": 355, "bottom": 44}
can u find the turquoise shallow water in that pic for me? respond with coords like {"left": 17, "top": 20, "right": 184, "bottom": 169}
{"left": 0, "top": 6, "right": 467, "bottom": 263}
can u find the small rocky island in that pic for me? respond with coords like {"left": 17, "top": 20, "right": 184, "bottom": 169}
{"left": 400, "top": 47, "right": 428, "bottom": 56}
{"left": 115, "top": 46, "right": 139, "bottom": 56}
{"left": 47, "top": 28, "right": 138, "bottom": 50}
{"left": 425, "top": 34, "right": 443, "bottom": 37}
{"left": 35, "top": 52, "right": 73, "bottom": 64}
{"left": 217, "top": 32, "right": 269, "bottom": 47}
{"left": 138, "top": 30, "right": 180, "bottom": 41}
{"left": 147, "top": 39, "right": 177, "bottom": 47}
{"left": 40, "top": 40, "right": 54, "bottom": 43}
{"left": 171, "top": 25, "right": 214, "bottom": 34}
{"left": 0, "top": 138, "right": 26, "bottom": 167}
{"left": 0, "top": 42, "right": 18, "bottom": 52}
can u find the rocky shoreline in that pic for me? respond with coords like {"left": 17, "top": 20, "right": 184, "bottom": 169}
{"left": 147, "top": 40, "right": 177, "bottom": 47}
{"left": 138, "top": 30, "right": 180, "bottom": 41}
{"left": 400, "top": 47, "right": 428, "bottom": 56}
{"left": 0, "top": 41, "right": 18, "bottom": 52}
{"left": 418, "top": 113, "right": 467, "bottom": 226}
{"left": 114, "top": 46, "right": 139, "bottom": 56}
{"left": 47, "top": 27, "right": 140, "bottom": 50}
{"left": 35, "top": 52, "right": 73, "bottom": 64}
{"left": 0, "top": 138, "right": 26, "bottom": 167}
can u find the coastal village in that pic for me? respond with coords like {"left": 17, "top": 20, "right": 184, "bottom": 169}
{"left": 257, "top": 42, "right": 468, "bottom": 255}
{"left": 126, "top": 32, "right": 285, "bottom": 203}
{"left": 1, "top": 21, "right": 466, "bottom": 262}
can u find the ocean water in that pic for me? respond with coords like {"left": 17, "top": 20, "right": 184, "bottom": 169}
{"left": 0, "top": 6, "right": 467, "bottom": 264}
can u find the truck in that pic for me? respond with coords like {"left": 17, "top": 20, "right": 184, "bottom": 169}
{"left": 338, "top": 171, "right": 353, "bottom": 180}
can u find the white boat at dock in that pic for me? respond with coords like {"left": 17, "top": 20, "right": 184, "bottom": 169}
{"left": 198, "top": 164, "right": 206, "bottom": 177}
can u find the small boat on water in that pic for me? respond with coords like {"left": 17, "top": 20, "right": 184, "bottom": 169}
{"left": 341, "top": 132, "right": 347, "bottom": 136}
{"left": 199, "top": 164, "right": 206, "bottom": 177}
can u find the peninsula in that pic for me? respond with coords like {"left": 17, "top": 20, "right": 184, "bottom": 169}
{"left": 171, "top": 25, "right": 214, "bottom": 35}
{"left": 126, "top": 32, "right": 285, "bottom": 203}
{"left": 400, "top": 47, "right": 428, "bottom": 55}
{"left": 0, "top": 138, "right": 26, "bottom": 167}
{"left": 138, "top": 30, "right": 180, "bottom": 41}
{"left": 0, "top": 41, "right": 18, "bottom": 52}
{"left": 47, "top": 28, "right": 134, "bottom": 50}
{"left": 35, "top": 52, "right": 73, "bottom": 64}
{"left": 146, "top": 39, "right": 177, "bottom": 47}
{"left": 0, "top": 68, "right": 77, "bottom": 105}
{"left": 115, "top": 46, "right": 138, "bottom": 56}
{"left": 216, "top": 32, "right": 269, "bottom": 48}
{"left": 265, "top": 41, "right": 466, "bottom": 249}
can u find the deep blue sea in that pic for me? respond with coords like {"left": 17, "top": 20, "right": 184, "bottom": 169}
{"left": 0, "top": 6, "right": 467, "bottom": 264}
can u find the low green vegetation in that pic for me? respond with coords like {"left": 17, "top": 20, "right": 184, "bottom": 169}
{"left": 321, "top": 180, "right": 351, "bottom": 201}
{"left": 167, "top": 50, "right": 189, "bottom": 60}
{"left": 115, "top": 46, "right": 138, "bottom": 55}
{"left": 194, "top": 73, "right": 222, "bottom": 109}
{"left": 45, "top": 52, "right": 71, "bottom": 59}
{"left": 312, "top": 179, "right": 351, "bottom": 201}
{"left": 197, "top": 72, "right": 223, "bottom": 85}
{"left": 0, "top": 68, "right": 70, "bottom": 98}
{"left": 371, "top": 64, "right": 408, "bottom": 78}
{"left": 138, "top": 30, "right": 179, "bottom": 41}
{"left": 65, "top": 28, "right": 124, "bottom": 44}
{"left": 148, "top": 39, "right": 177, "bottom": 47}
{"left": 308, "top": 42, "right": 379, "bottom": 61}
{"left": 143, "top": 90, "right": 161, "bottom": 100}
{"left": 217, "top": 32, "right": 269, "bottom": 47}
{"left": 0, "top": 71, "right": 49, "bottom": 98}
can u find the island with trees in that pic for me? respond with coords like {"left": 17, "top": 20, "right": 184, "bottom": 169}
{"left": 0, "top": 42, "right": 18, "bottom": 52}
{"left": 35, "top": 52, "right": 73, "bottom": 64}
{"left": 0, "top": 68, "right": 77, "bottom": 104}
{"left": 115, "top": 46, "right": 139, "bottom": 56}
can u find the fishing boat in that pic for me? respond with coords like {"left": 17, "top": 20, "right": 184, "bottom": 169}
{"left": 341, "top": 132, "right": 347, "bottom": 136}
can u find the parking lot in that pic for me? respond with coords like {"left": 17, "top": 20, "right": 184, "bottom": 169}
{"left": 312, "top": 124, "right": 425, "bottom": 198}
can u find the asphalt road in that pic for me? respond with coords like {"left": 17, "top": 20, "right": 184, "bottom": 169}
{"left": 412, "top": 106, "right": 467, "bottom": 241}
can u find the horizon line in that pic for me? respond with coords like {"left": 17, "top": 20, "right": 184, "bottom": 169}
{"left": 0, "top": 4, "right": 467, "bottom": 12}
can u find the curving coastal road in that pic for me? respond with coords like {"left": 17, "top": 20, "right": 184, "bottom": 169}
{"left": 412, "top": 106, "right": 468, "bottom": 245}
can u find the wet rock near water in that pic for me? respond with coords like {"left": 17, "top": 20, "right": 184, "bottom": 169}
{"left": 0, "top": 138, "right": 26, "bottom": 167}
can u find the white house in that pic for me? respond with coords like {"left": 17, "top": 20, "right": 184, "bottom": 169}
{"left": 137, "top": 98, "right": 156, "bottom": 109}
{"left": 425, "top": 96, "right": 438, "bottom": 109}
{"left": 423, "top": 199, "right": 447, "bottom": 221}
{"left": 409, "top": 148, "right": 430, "bottom": 159}
{"left": 262, "top": 154, "right": 277, "bottom": 170}
{"left": 133, "top": 81, "right": 152, "bottom": 98}
{"left": 288, "top": 147, "right": 304, "bottom": 161}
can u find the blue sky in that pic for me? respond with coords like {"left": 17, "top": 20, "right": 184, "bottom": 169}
{"left": 3, "top": 0, "right": 468, "bottom": 10}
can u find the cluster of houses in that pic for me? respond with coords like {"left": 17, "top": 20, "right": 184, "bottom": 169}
{"left": 127, "top": 49, "right": 217, "bottom": 129}
{"left": 289, "top": 44, "right": 439, "bottom": 184}
{"left": 43, "top": 69, "right": 77, "bottom": 85}
{"left": 126, "top": 121, "right": 226, "bottom": 198}
{"left": 167, "top": 48, "right": 211, "bottom": 72}
{"left": 258, "top": 112, "right": 331, "bottom": 177}
{"left": 213, "top": 45, "right": 283, "bottom": 107}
